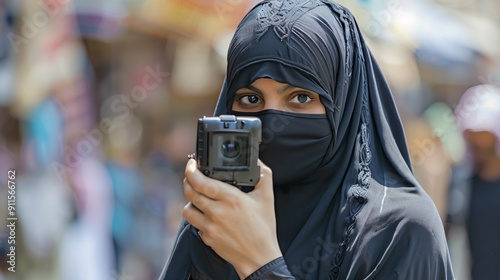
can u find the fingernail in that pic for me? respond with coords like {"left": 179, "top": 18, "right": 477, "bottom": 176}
{"left": 188, "top": 159, "right": 197, "bottom": 173}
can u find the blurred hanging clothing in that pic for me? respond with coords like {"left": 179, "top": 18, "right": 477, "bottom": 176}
{"left": 9, "top": 0, "right": 115, "bottom": 278}
{"left": 106, "top": 159, "right": 144, "bottom": 271}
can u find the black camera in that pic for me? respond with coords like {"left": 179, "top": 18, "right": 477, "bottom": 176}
{"left": 195, "top": 115, "right": 261, "bottom": 191}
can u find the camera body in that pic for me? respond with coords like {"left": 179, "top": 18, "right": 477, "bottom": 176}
{"left": 196, "top": 115, "right": 261, "bottom": 191}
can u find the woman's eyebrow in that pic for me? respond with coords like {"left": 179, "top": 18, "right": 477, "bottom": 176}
{"left": 238, "top": 85, "right": 262, "bottom": 94}
{"left": 236, "top": 85, "right": 262, "bottom": 95}
{"left": 239, "top": 84, "right": 301, "bottom": 95}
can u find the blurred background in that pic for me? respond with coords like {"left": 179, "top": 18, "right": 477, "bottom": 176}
{"left": 0, "top": 0, "right": 499, "bottom": 279}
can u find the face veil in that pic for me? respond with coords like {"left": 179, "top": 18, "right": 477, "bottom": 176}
{"left": 161, "top": 1, "right": 454, "bottom": 279}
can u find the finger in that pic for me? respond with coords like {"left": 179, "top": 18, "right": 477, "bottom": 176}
{"left": 182, "top": 202, "right": 207, "bottom": 230}
{"left": 250, "top": 159, "right": 274, "bottom": 200}
{"left": 197, "top": 230, "right": 204, "bottom": 241}
{"left": 185, "top": 158, "right": 239, "bottom": 200}
{"left": 183, "top": 178, "right": 213, "bottom": 213}
{"left": 196, "top": 229, "right": 213, "bottom": 247}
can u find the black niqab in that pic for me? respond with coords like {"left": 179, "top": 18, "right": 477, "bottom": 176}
{"left": 161, "top": 1, "right": 454, "bottom": 279}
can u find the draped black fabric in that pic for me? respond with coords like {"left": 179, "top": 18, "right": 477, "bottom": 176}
{"left": 160, "top": 1, "right": 454, "bottom": 279}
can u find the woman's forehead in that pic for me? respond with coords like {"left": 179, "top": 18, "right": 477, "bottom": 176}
{"left": 236, "top": 78, "right": 321, "bottom": 97}
{"left": 230, "top": 62, "right": 329, "bottom": 95}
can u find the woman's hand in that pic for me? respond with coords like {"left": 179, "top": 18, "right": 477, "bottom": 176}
{"left": 182, "top": 159, "right": 282, "bottom": 279}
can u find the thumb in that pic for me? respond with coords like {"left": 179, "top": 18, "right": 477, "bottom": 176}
{"left": 250, "top": 159, "right": 274, "bottom": 200}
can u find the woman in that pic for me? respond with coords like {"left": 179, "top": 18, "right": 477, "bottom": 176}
{"left": 160, "top": 0, "right": 454, "bottom": 279}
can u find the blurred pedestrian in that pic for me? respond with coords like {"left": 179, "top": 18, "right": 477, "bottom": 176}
{"left": 455, "top": 84, "right": 500, "bottom": 280}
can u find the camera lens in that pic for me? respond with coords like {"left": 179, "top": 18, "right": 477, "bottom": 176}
{"left": 221, "top": 140, "right": 240, "bottom": 158}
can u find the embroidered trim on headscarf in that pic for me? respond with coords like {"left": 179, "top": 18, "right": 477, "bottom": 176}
{"left": 328, "top": 5, "right": 372, "bottom": 280}
{"left": 255, "top": 0, "right": 323, "bottom": 41}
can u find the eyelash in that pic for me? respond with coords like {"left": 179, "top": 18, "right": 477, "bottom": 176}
{"left": 289, "top": 93, "right": 314, "bottom": 105}
{"left": 235, "top": 93, "right": 263, "bottom": 105}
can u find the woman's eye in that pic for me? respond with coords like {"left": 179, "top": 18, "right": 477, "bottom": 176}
{"left": 290, "top": 94, "right": 312, "bottom": 104}
{"left": 239, "top": 95, "right": 261, "bottom": 104}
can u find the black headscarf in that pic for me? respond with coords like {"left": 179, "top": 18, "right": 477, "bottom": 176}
{"left": 161, "top": 1, "right": 454, "bottom": 279}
